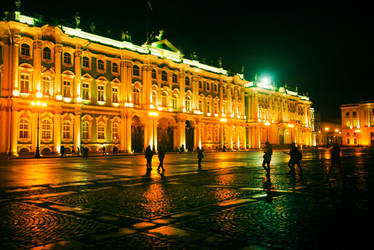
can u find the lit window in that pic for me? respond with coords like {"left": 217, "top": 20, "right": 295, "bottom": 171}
{"left": 97, "top": 122, "right": 105, "bottom": 139}
{"left": 98, "top": 59, "right": 105, "bottom": 70}
{"left": 133, "top": 65, "right": 140, "bottom": 76}
{"left": 161, "top": 92, "right": 168, "bottom": 107}
{"left": 19, "top": 118, "right": 29, "bottom": 139}
{"left": 20, "top": 73, "right": 30, "bottom": 94}
{"left": 83, "top": 57, "right": 90, "bottom": 68}
{"left": 42, "top": 76, "right": 51, "bottom": 96}
{"left": 41, "top": 120, "right": 52, "bottom": 140}
{"left": 162, "top": 71, "right": 167, "bottom": 81}
{"left": 151, "top": 90, "right": 157, "bottom": 105}
{"left": 152, "top": 69, "right": 157, "bottom": 79}
{"left": 43, "top": 47, "right": 51, "bottom": 60}
{"left": 21, "top": 44, "right": 30, "bottom": 56}
{"left": 63, "top": 120, "right": 71, "bottom": 139}
{"left": 206, "top": 101, "right": 211, "bottom": 113}
{"left": 112, "top": 62, "right": 118, "bottom": 73}
{"left": 112, "top": 122, "right": 119, "bottom": 140}
{"left": 172, "top": 94, "right": 178, "bottom": 110}
{"left": 214, "top": 102, "right": 218, "bottom": 114}
{"left": 63, "top": 53, "right": 71, "bottom": 64}
{"left": 82, "top": 121, "right": 89, "bottom": 139}
{"left": 185, "top": 95, "right": 192, "bottom": 112}
{"left": 82, "top": 83, "right": 89, "bottom": 100}
{"left": 63, "top": 81, "right": 71, "bottom": 97}
{"left": 97, "top": 85, "right": 105, "bottom": 102}
{"left": 198, "top": 99, "right": 203, "bottom": 112}
{"left": 133, "top": 88, "right": 140, "bottom": 105}
{"left": 112, "top": 87, "right": 118, "bottom": 103}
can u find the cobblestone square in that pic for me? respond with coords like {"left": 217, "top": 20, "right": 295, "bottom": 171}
{"left": 0, "top": 148, "right": 372, "bottom": 249}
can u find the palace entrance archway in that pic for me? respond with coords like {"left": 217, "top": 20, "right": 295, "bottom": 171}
{"left": 185, "top": 120, "right": 194, "bottom": 152}
{"left": 131, "top": 116, "right": 144, "bottom": 153}
{"left": 157, "top": 117, "right": 174, "bottom": 152}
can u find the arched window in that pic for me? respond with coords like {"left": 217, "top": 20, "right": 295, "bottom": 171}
{"left": 185, "top": 95, "right": 192, "bottom": 112}
{"left": 152, "top": 69, "right": 157, "bottom": 79}
{"left": 151, "top": 90, "right": 157, "bottom": 105}
{"left": 214, "top": 102, "right": 219, "bottom": 114}
{"left": 98, "top": 59, "right": 105, "bottom": 70}
{"left": 63, "top": 120, "right": 71, "bottom": 139}
{"left": 82, "top": 120, "right": 89, "bottom": 139}
{"left": 63, "top": 80, "right": 72, "bottom": 97}
{"left": 161, "top": 92, "right": 168, "bottom": 107}
{"left": 97, "top": 85, "right": 105, "bottom": 102}
{"left": 198, "top": 99, "right": 203, "bottom": 112}
{"left": 97, "top": 122, "right": 105, "bottom": 140}
{"left": 112, "top": 122, "right": 119, "bottom": 141}
{"left": 161, "top": 71, "right": 167, "bottom": 81}
{"left": 20, "top": 73, "right": 30, "bottom": 94}
{"left": 43, "top": 47, "right": 51, "bottom": 60}
{"left": 132, "top": 88, "right": 140, "bottom": 105}
{"left": 206, "top": 100, "right": 211, "bottom": 113}
{"left": 185, "top": 76, "right": 190, "bottom": 87}
{"left": 133, "top": 65, "right": 140, "bottom": 76}
{"left": 21, "top": 44, "right": 30, "bottom": 56}
{"left": 172, "top": 74, "right": 178, "bottom": 83}
{"left": 63, "top": 53, "right": 71, "bottom": 64}
{"left": 172, "top": 94, "right": 178, "bottom": 110}
{"left": 19, "top": 118, "right": 29, "bottom": 139}
{"left": 42, "top": 76, "right": 51, "bottom": 96}
{"left": 82, "top": 82, "right": 90, "bottom": 100}
{"left": 41, "top": 120, "right": 52, "bottom": 140}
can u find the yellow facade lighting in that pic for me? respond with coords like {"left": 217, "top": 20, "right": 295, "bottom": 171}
{"left": 220, "top": 118, "right": 227, "bottom": 122}
{"left": 148, "top": 111, "right": 159, "bottom": 117}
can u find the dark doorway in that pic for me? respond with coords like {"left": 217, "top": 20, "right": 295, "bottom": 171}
{"left": 185, "top": 120, "right": 194, "bottom": 152}
{"left": 157, "top": 118, "right": 174, "bottom": 152}
{"left": 131, "top": 116, "right": 144, "bottom": 153}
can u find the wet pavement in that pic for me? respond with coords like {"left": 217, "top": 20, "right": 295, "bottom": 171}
{"left": 0, "top": 148, "right": 372, "bottom": 249}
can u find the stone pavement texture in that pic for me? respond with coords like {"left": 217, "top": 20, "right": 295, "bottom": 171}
{"left": 0, "top": 148, "right": 372, "bottom": 249}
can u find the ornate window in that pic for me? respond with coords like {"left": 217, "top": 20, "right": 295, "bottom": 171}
{"left": 97, "top": 85, "right": 105, "bottom": 102}
{"left": 82, "top": 120, "right": 89, "bottom": 140}
{"left": 82, "top": 56, "right": 90, "bottom": 68}
{"left": 20, "top": 73, "right": 30, "bottom": 94}
{"left": 42, "top": 76, "right": 51, "bottom": 96}
{"left": 82, "top": 82, "right": 89, "bottom": 100}
{"left": 151, "top": 90, "right": 157, "bottom": 105}
{"left": 152, "top": 69, "right": 157, "bottom": 79}
{"left": 21, "top": 44, "right": 30, "bottom": 57}
{"left": 206, "top": 100, "right": 211, "bottom": 113}
{"left": 63, "top": 120, "right": 72, "bottom": 139}
{"left": 112, "top": 120, "right": 120, "bottom": 141}
{"left": 206, "top": 81, "right": 211, "bottom": 92}
{"left": 133, "top": 65, "right": 140, "bottom": 76}
{"left": 98, "top": 59, "right": 105, "bottom": 71}
{"left": 112, "top": 62, "right": 118, "bottom": 73}
{"left": 185, "top": 76, "right": 190, "bottom": 87}
{"left": 161, "top": 71, "right": 167, "bottom": 81}
{"left": 41, "top": 119, "right": 52, "bottom": 140}
{"left": 161, "top": 91, "right": 168, "bottom": 107}
{"left": 42, "top": 47, "right": 51, "bottom": 60}
{"left": 112, "top": 87, "right": 119, "bottom": 103}
{"left": 214, "top": 101, "right": 219, "bottom": 114}
{"left": 172, "top": 93, "right": 178, "bottom": 110}
{"left": 172, "top": 74, "right": 178, "bottom": 83}
{"left": 63, "top": 80, "right": 72, "bottom": 97}
{"left": 198, "top": 99, "right": 203, "bottom": 112}
{"left": 133, "top": 88, "right": 140, "bottom": 105}
{"left": 19, "top": 118, "right": 29, "bottom": 139}
{"left": 63, "top": 52, "right": 72, "bottom": 64}
{"left": 185, "top": 94, "right": 192, "bottom": 112}
{"left": 97, "top": 122, "right": 105, "bottom": 140}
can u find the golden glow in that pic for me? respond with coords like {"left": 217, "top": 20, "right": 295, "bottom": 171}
{"left": 76, "top": 96, "right": 82, "bottom": 103}
{"left": 36, "top": 92, "right": 43, "bottom": 98}
{"left": 264, "top": 122, "right": 271, "bottom": 126}
{"left": 324, "top": 127, "right": 329, "bottom": 131}
{"left": 56, "top": 95, "right": 63, "bottom": 100}
{"left": 355, "top": 129, "right": 361, "bottom": 133}
{"left": 334, "top": 128, "right": 339, "bottom": 133}
{"left": 288, "top": 124, "right": 294, "bottom": 128}
{"left": 220, "top": 118, "right": 227, "bottom": 122}
{"left": 13, "top": 90, "right": 20, "bottom": 96}
{"left": 149, "top": 111, "right": 159, "bottom": 117}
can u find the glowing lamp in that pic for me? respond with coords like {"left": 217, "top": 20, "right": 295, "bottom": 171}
{"left": 36, "top": 92, "right": 42, "bottom": 98}
{"left": 56, "top": 95, "right": 63, "bottom": 100}
{"left": 13, "top": 90, "right": 20, "bottom": 96}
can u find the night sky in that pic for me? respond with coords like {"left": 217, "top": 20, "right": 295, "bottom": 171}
{"left": 2, "top": 1, "right": 373, "bottom": 122}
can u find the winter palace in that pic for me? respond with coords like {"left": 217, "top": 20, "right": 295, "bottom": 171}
{"left": 0, "top": 11, "right": 313, "bottom": 156}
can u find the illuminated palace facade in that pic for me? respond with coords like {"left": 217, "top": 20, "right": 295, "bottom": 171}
{"left": 0, "top": 12, "right": 313, "bottom": 156}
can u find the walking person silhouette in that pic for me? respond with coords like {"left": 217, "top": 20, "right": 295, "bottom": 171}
{"left": 157, "top": 147, "right": 165, "bottom": 172}
{"left": 288, "top": 143, "right": 303, "bottom": 176}
{"left": 329, "top": 143, "right": 341, "bottom": 176}
{"left": 145, "top": 145, "right": 155, "bottom": 170}
{"left": 262, "top": 142, "right": 272, "bottom": 176}
{"left": 197, "top": 147, "right": 204, "bottom": 169}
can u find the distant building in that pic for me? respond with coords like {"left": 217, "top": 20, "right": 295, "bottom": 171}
{"left": 315, "top": 122, "right": 342, "bottom": 146}
{"left": 0, "top": 11, "right": 313, "bottom": 156}
{"left": 341, "top": 100, "right": 374, "bottom": 146}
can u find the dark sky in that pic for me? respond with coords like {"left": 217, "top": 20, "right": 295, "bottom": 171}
{"left": 2, "top": 1, "right": 373, "bottom": 122}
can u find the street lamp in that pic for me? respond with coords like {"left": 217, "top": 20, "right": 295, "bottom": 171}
{"left": 264, "top": 122, "right": 270, "bottom": 142}
{"left": 31, "top": 101, "right": 47, "bottom": 158}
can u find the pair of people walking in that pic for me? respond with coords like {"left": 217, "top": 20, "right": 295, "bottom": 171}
{"left": 262, "top": 142, "right": 303, "bottom": 176}
{"left": 145, "top": 145, "right": 165, "bottom": 172}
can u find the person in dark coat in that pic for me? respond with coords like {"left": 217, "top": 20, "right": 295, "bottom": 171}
{"left": 288, "top": 143, "right": 302, "bottom": 175}
{"left": 262, "top": 142, "right": 273, "bottom": 176}
{"left": 145, "top": 146, "right": 155, "bottom": 169}
{"left": 157, "top": 147, "right": 166, "bottom": 172}
{"left": 197, "top": 147, "right": 204, "bottom": 168}
{"left": 329, "top": 143, "right": 341, "bottom": 175}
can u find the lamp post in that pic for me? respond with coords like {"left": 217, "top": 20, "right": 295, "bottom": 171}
{"left": 31, "top": 101, "right": 47, "bottom": 158}
{"left": 264, "top": 122, "right": 270, "bottom": 142}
